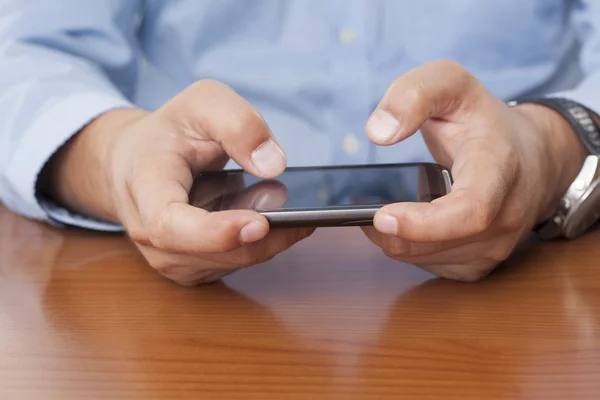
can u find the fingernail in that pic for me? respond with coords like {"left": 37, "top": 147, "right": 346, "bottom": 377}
{"left": 366, "top": 109, "right": 400, "bottom": 143}
{"left": 239, "top": 220, "right": 268, "bottom": 244}
{"left": 375, "top": 212, "right": 398, "bottom": 235}
{"left": 251, "top": 140, "right": 286, "bottom": 177}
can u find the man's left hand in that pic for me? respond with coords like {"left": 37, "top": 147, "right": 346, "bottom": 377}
{"left": 364, "top": 60, "right": 587, "bottom": 282}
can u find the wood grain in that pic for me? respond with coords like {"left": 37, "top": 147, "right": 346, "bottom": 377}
{"left": 1, "top": 205, "right": 600, "bottom": 399}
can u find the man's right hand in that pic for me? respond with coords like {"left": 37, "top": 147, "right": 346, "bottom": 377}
{"left": 44, "top": 80, "right": 314, "bottom": 285}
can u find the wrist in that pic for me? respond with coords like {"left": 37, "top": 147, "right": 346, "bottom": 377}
{"left": 43, "top": 107, "right": 149, "bottom": 223}
{"left": 511, "top": 103, "right": 588, "bottom": 223}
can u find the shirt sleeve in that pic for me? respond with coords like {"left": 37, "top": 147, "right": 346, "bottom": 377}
{"left": 550, "top": 1, "right": 600, "bottom": 113}
{"left": 0, "top": 0, "right": 142, "bottom": 231}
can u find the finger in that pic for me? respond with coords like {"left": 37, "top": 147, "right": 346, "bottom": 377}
{"left": 366, "top": 59, "right": 490, "bottom": 146}
{"left": 137, "top": 243, "right": 224, "bottom": 272}
{"left": 373, "top": 137, "right": 518, "bottom": 242}
{"left": 200, "top": 226, "right": 315, "bottom": 266}
{"left": 182, "top": 270, "right": 232, "bottom": 286}
{"left": 159, "top": 79, "right": 286, "bottom": 178}
{"left": 165, "top": 265, "right": 231, "bottom": 286}
{"left": 129, "top": 150, "right": 269, "bottom": 253}
{"left": 395, "top": 237, "right": 516, "bottom": 282}
{"left": 415, "top": 261, "right": 495, "bottom": 283}
{"left": 139, "top": 226, "right": 314, "bottom": 281}
{"left": 364, "top": 221, "right": 497, "bottom": 282}
{"left": 361, "top": 226, "right": 466, "bottom": 258}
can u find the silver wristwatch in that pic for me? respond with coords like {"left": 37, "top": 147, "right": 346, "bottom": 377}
{"left": 538, "top": 154, "right": 600, "bottom": 239}
{"left": 508, "top": 97, "right": 600, "bottom": 239}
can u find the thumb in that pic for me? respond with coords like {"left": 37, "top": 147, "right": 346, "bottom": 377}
{"left": 373, "top": 137, "right": 518, "bottom": 242}
{"left": 365, "top": 59, "right": 490, "bottom": 147}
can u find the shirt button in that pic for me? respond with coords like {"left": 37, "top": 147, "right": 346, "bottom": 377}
{"left": 342, "top": 132, "right": 360, "bottom": 155}
{"left": 338, "top": 28, "right": 357, "bottom": 45}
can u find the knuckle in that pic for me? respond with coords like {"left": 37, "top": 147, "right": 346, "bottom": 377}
{"left": 167, "top": 79, "right": 232, "bottom": 117}
{"left": 441, "top": 264, "right": 491, "bottom": 283}
{"left": 233, "top": 256, "right": 259, "bottom": 268}
{"left": 243, "top": 250, "right": 272, "bottom": 266}
{"left": 485, "top": 241, "right": 515, "bottom": 264}
{"left": 245, "top": 246, "right": 278, "bottom": 266}
{"left": 433, "top": 59, "right": 472, "bottom": 83}
{"left": 226, "top": 248, "right": 266, "bottom": 268}
{"left": 385, "top": 74, "right": 428, "bottom": 115}
{"left": 151, "top": 259, "right": 181, "bottom": 275}
{"left": 401, "top": 82, "right": 429, "bottom": 111}
{"left": 500, "top": 211, "right": 525, "bottom": 233}
{"left": 229, "top": 106, "right": 265, "bottom": 136}
{"left": 455, "top": 270, "right": 490, "bottom": 283}
{"left": 146, "top": 210, "right": 172, "bottom": 250}
{"left": 177, "top": 270, "right": 226, "bottom": 286}
{"left": 384, "top": 249, "right": 405, "bottom": 260}
{"left": 258, "top": 252, "right": 277, "bottom": 265}
{"left": 127, "top": 224, "right": 151, "bottom": 246}
{"left": 438, "top": 59, "right": 466, "bottom": 72}
{"left": 172, "top": 275, "right": 205, "bottom": 287}
{"left": 190, "top": 79, "right": 230, "bottom": 94}
{"left": 191, "top": 270, "right": 229, "bottom": 285}
{"left": 498, "top": 145, "right": 521, "bottom": 185}
{"left": 383, "top": 240, "right": 412, "bottom": 259}
{"left": 211, "top": 221, "right": 245, "bottom": 253}
{"left": 156, "top": 263, "right": 220, "bottom": 286}
{"left": 159, "top": 266, "right": 192, "bottom": 284}
{"left": 469, "top": 199, "right": 494, "bottom": 234}
{"left": 506, "top": 146, "right": 521, "bottom": 170}
{"left": 390, "top": 211, "right": 411, "bottom": 232}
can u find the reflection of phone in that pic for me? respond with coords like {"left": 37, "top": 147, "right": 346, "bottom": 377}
{"left": 190, "top": 163, "right": 452, "bottom": 228}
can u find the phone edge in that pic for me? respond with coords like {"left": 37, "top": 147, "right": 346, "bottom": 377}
{"left": 261, "top": 208, "right": 379, "bottom": 228}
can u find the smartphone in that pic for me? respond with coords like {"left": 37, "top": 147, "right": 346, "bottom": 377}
{"left": 189, "top": 163, "right": 452, "bottom": 227}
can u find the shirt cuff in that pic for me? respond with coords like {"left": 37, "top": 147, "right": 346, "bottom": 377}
{"left": 3, "top": 91, "right": 131, "bottom": 232}
{"left": 39, "top": 197, "right": 124, "bottom": 232}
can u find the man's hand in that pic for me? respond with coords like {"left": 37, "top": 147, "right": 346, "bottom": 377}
{"left": 364, "top": 60, "right": 588, "bottom": 282}
{"left": 44, "top": 80, "right": 314, "bottom": 285}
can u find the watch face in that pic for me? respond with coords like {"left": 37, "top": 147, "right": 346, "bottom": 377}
{"left": 563, "top": 181, "right": 600, "bottom": 238}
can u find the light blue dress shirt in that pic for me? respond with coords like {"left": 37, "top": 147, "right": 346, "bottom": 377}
{"left": 1, "top": 0, "right": 599, "bottom": 230}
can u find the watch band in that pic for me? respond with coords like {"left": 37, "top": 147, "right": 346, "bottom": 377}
{"left": 508, "top": 97, "right": 600, "bottom": 239}
{"left": 507, "top": 97, "right": 600, "bottom": 156}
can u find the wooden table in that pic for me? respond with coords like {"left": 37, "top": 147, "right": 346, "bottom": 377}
{"left": 1, "top": 205, "right": 600, "bottom": 399}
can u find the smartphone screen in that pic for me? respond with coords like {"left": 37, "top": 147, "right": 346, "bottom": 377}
{"left": 190, "top": 163, "right": 450, "bottom": 212}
